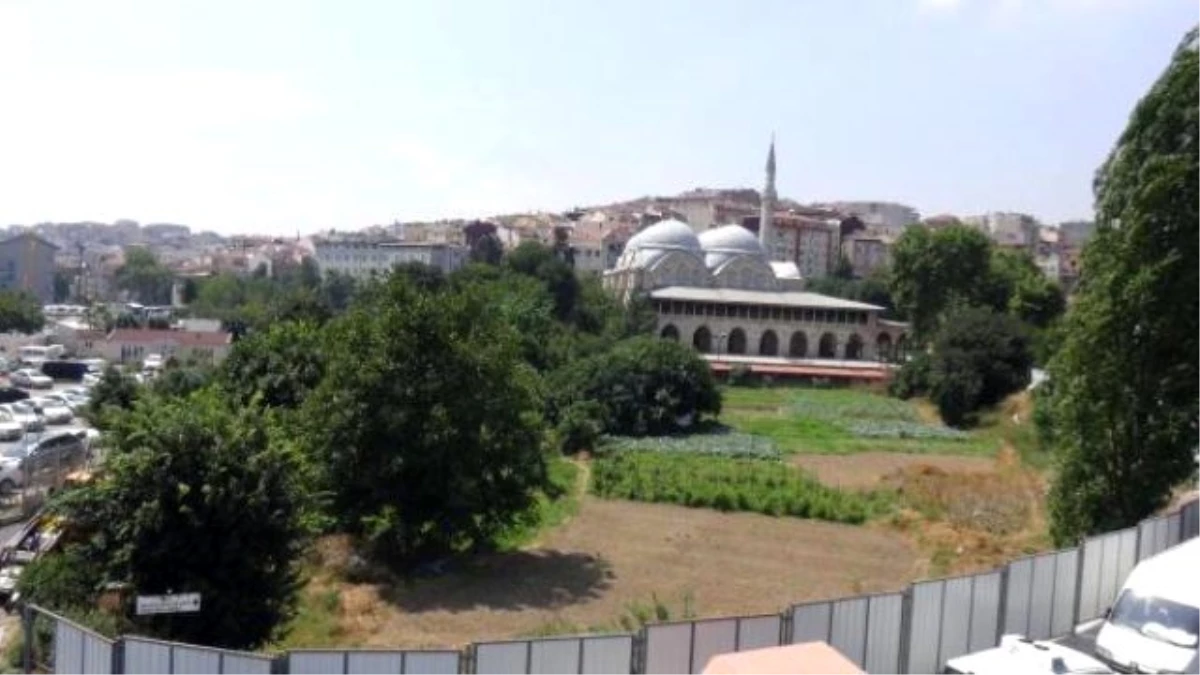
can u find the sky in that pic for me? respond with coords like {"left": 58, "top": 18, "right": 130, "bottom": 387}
{"left": 0, "top": 0, "right": 1195, "bottom": 236}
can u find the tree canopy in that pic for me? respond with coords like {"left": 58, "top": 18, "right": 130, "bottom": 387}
{"left": 927, "top": 306, "right": 1033, "bottom": 427}
{"left": 0, "top": 290, "right": 45, "bottom": 333}
{"left": 115, "top": 248, "right": 174, "bottom": 305}
{"left": 1046, "top": 28, "right": 1199, "bottom": 543}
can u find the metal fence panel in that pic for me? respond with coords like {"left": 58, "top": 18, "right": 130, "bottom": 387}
{"left": 1029, "top": 553, "right": 1056, "bottom": 640}
{"left": 906, "top": 580, "right": 943, "bottom": 675}
{"left": 54, "top": 621, "right": 83, "bottom": 674}
{"left": 736, "top": 615, "right": 781, "bottom": 651}
{"left": 83, "top": 635, "right": 115, "bottom": 675}
{"left": 529, "top": 638, "right": 580, "bottom": 675}
{"left": 580, "top": 636, "right": 633, "bottom": 675}
{"left": 788, "top": 601, "right": 832, "bottom": 644}
{"left": 1051, "top": 549, "right": 1080, "bottom": 637}
{"left": 1097, "top": 532, "right": 1121, "bottom": 613}
{"left": 643, "top": 623, "right": 692, "bottom": 675}
{"left": 1166, "top": 513, "right": 1183, "bottom": 548}
{"left": 864, "top": 594, "right": 903, "bottom": 675}
{"left": 1116, "top": 528, "right": 1138, "bottom": 596}
{"left": 937, "top": 577, "right": 973, "bottom": 665}
{"left": 1004, "top": 558, "right": 1033, "bottom": 635}
{"left": 1077, "top": 536, "right": 1104, "bottom": 622}
{"left": 830, "top": 598, "right": 868, "bottom": 667}
{"left": 344, "top": 651, "right": 403, "bottom": 674}
{"left": 172, "top": 645, "right": 221, "bottom": 674}
{"left": 968, "top": 572, "right": 1001, "bottom": 652}
{"left": 402, "top": 651, "right": 460, "bottom": 675}
{"left": 473, "top": 642, "right": 528, "bottom": 674}
{"left": 289, "top": 650, "right": 347, "bottom": 675}
{"left": 1183, "top": 501, "right": 1199, "bottom": 540}
{"left": 692, "top": 620, "right": 737, "bottom": 674}
{"left": 222, "top": 652, "right": 274, "bottom": 674}
{"left": 1139, "top": 516, "right": 1169, "bottom": 561}
{"left": 123, "top": 638, "right": 173, "bottom": 675}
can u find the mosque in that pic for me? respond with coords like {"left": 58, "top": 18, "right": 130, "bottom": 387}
{"left": 603, "top": 142, "right": 909, "bottom": 376}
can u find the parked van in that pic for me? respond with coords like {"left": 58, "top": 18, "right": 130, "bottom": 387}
{"left": 17, "top": 344, "right": 64, "bottom": 365}
{"left": 1094, "top": 537, "right": 1200, "bottom": 674}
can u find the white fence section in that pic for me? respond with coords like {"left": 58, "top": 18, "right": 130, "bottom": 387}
{"left": 27, "top": 500, "right": 1200, "bottom": 675}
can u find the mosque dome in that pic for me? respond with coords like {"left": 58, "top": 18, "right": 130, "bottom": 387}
{"left": 698, "top": 224, "right": 766, "bottom": 269}
{"left": 615, "top": 219, "right": 703, "bottom": 270}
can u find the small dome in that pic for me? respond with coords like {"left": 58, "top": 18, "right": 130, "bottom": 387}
{"left": 698, "top": 225, "right": 764, "bottom": 256}
{"left": 625, "top": 219, "right": 702, "bottom": 252}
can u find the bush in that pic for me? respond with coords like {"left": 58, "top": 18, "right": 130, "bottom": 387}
{"left": 888, "top": 353, "right": 931, "bottom": 399}
{"left": 726, "top": 364, "right": 758, "bottom": 387}
{"left": 590, "top": 452, "right": 890, "bottom": 524}
{"left": 557, "top": 401, "right": 605, "bottom": 454}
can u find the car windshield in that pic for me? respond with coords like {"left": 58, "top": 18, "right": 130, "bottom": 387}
{"left": 12, "top": 402, "right": 34, "bottom": 414}
{"left": 1111, "top": 590, "right": 1200, "bottom": 648}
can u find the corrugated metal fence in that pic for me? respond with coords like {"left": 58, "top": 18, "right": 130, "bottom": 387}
{"left": 24, "top": 500, "right": 1200, "bottom": 674}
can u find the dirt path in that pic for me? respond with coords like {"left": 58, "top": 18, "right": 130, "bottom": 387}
{"left": 790, "top": 452, "right": 998, "bottom": 490}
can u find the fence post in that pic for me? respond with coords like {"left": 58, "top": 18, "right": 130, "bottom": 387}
{"left": 21, "top": 604, "right": 33, "bottom": 675}
{"left": 778, "top": 607, "right": 792, "bottom": 646}
{"left": 897, "top": 587, "right": 913, "bottom": 675}
{"left": 995, "top": 565, "right": 1009, "bottom": 644}
{"left": 1071, "top": 543, "right": 1085, "bottom": 630}
{"left": 687, "top": 622, "right": 697, "bottom": 674}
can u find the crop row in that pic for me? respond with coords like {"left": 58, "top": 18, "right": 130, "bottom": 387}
{"left": 591, "top": 452, "right": 891, "bottom": 524}
{"left": 600, "top": 433, "right": 781, "bottom": 460}
{"left": 844, "top": 420, "right": 969, "bottom": 440}
{"left": 788, "top": 391, "right": 919, "bottom": 423}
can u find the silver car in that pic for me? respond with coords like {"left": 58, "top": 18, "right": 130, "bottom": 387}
{"left": 1, "top": 402, "right": 44, "bottom": 433}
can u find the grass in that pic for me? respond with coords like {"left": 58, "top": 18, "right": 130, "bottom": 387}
{"left": 591, "top": 451, "right": 892, "bottom": 524}
{"left": 494, "top": 457, "right": 583, "bottom": 551}
{"left": 522, "top": 591, "right": 698, "bottom": 637}
{"left": 720, "top": 385, "right": 1005, "bottom": 457}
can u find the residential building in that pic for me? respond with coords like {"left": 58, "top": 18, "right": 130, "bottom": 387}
{"left": 570, "top": 221, "right": 633, "bottom": 275}
{"left": 1059, "top": 220, "right": 1096, "bottom": 248}
{"left": 814, "top": 201, "right": 920, "bottom": 237}
{"left": 962, "top": 212, "right": 1041, "bottom": 250}
{"left": 1035, "top": 228, "right": 1061, "bottom": 281}
{"left": 845, "top": 237, "right": 892, "bottom": 279}
{"left": 0, "top": 232, "right": 59, "bottom": 303}
{"left": 89, "top": 328, "right": 234, "bottom": 365}
{"left": 312, "top": 239, "right": 469, "bottom": 279}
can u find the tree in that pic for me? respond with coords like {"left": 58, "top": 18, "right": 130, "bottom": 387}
{"left": 84, "top": 366, "right": 140, "bottom": 429}
{"left": 53, "top": 269, "right": 72, "bottom": 303}
{"left": 149, "top": 366, "right": 212, "bottom": 399}
{"left": 504, "top": 241, "right": 580, "bottom": 321}
{"left": 115, "top": 248, "right": 173, "bottom": 305}
{"left": 889, "top": 225, "right": 993, "bottom": 340}
{"left": 180, "top": 278, "right": 199, "bottom": 305}
{"left": 1047, "top": 29, "right": 1199, "bottom": 544}
{"left": 549, "top": 337, "right": 722, "bottom": 437}
{"left": 926, "top": 306, "right": 1032, "bottom": 425}
{"left": 0, "top": 290, "right": 45, "bottom": 333}
{"left": 34, "top": 389, "right": 311, "bottom": 649}
{"left": 470, "top": 232, "right": 504, "bottom": 265}
{"left": 300, "top": 274, "right": 548, "bottom": 565}
{"left": 219, "top": 321, "right": 326, "bottom": 410}
{"left": 985, "top": 248, "right": 1065, "bottom": 327}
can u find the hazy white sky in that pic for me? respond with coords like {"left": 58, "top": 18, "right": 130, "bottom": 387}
{"left": 0, "top": 0, "right": 1194, "bottom": 235}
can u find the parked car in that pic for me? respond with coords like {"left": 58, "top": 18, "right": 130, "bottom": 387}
{"left": 81, "top": 372, "right": 101, "bottom": 387}
{"left": 0, "top": 387, "right": 29, "bottom": 404}
{"left": 41, "top": 393, "right": 84, "bottom": 414}
{"left": 9, "top": 369, "right": 52, "bottom": 390}
{"left": 943, "top": 635, "right": 1113, "bottom": 674}
{"left": 2, "top": 403, "right": 44, "bottom": 433}
{"left": 143, "top": 353, "right": 164, "bottom": 371}
{"left": 26, "top": 398, "right": 72, "bottom": 425}
{"left": 0, "top": 431, "right": 88, "bottom": 493}
{"left": 0, "top": 410, "right": 23, "bottom": 441}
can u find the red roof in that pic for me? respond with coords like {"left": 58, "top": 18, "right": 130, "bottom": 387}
{"left": 106, "top": 329, "right": 231, "bottom": 348}
{"left": 707, "top": 361, "right": 890, "bottom": 382}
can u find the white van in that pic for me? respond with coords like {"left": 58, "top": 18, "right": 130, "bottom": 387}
{"left": 17, "top": 344, "right": 64, "bottom": 365}
{"left": 1095, "top": 537, "right": 1200, "bottom": 674}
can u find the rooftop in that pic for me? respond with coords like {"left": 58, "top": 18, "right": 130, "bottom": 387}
{"left": 650, "top": 286, "right": 886, "bottom": 311}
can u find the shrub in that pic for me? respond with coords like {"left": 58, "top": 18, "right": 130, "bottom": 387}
{"left": 888, "top": 353, "right": 931, "bottom": 399}
{"left": 591, "top": 452, "right": 890, "bottom": 525}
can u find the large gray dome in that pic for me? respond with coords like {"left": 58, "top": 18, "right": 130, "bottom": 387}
{"left": 626, "top": 219, "right": 702, "bottom": 252}
{"left": 698, "top": 224, "right": 765, "bottom": 269}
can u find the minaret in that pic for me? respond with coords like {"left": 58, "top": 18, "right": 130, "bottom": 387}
{"left": 759, "top": 136, "right": 777, "bottom": 251}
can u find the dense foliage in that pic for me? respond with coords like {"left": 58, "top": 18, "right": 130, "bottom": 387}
{"left": 299, "top": 273, "right": 549, "bottom": 564}
{"left": 219, "top": 320, "right": 326, "bottom": 409}
{"left": 591, "top": 452, "right": 888, "bottom": 524}
{"left": 927, "top": 306, "right": 1033, "bottom": 427}
{"left": 1046, "top": 29, "right": 1199, "bottom": 543}
{"left": 84, "top": 365, "right": 141, "bottom": 429}
{"left": 27, "top": 389, "right": 312, "bottom": 649}
{"left": 115, "top": 248, "right": 174, "bottom": 305}
{"left": 0, "top": 289, "right": 45, "bottom": 334}
{"left": 550, "top": 336, "right": 722, "bottom": 438}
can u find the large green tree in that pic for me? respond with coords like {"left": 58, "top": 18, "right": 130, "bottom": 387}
{"left": 301, "top": 274, "right": 548, "bottom": 564}
{"left": 888, "top": 225, "right": 993, "bottom": 339}
{"left": 1046, "top": 29, "right": 1199, "bottom": 543}
{"left": 219, "top": 320, "right": 326, "bottom": 410}
{"left": 0, "top": 290, "right": 45, "bottom": 333}
{"left": 115, "top": 248, "right": 174, "bottom": 305}
{"left": 28, "top": 389, "right": 312, "bottom": 649}
{"left": 927, "top": 306, "right": 1033, "bottom": 427}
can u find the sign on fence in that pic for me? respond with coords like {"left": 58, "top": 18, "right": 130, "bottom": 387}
{"left": 135, "top": 593, "right": 201, "bottom": 616}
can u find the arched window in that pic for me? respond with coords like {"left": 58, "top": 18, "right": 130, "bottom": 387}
{"left": 818, "top": 333, "right": 837, "bottom": 359}
{"left": 660, "top": 325, "right": 680, "bottom": 341}
{"left": 759, "top": 330, "right": 779, "bottom": 356}
{"left": 727, "top": 328, "right": 747, "bottom": 355}
{"left": 789, "top": 332, "right": 808, "bottom": 358}
{"left": 845, "top": 334, "right": 864, "bottom": 360}
{"left": 693, "top": 326, "right": 713, "bottom": 353}
{"left": 876, "top": 333, "right": 893, "bottom": 362}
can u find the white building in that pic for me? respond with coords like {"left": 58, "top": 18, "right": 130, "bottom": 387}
{"left": 815, "top": 201, "right": 920, "bottom": 237}
{"left": 312, "top": 239, "right": 468, "bottom": 279}
{"left": 962, "top": 212, "right": 1041, "bottom": 250}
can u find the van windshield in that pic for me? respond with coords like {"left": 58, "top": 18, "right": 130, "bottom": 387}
{"left": 1111, "top": 590, "right": 1199, "bottom": 648}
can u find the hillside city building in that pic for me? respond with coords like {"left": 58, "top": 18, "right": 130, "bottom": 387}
{"left": 312, "top": 239, "right": 468, "bottom": 278}
{"left": 0, "top": 232, "right": 58, "bottom": 303}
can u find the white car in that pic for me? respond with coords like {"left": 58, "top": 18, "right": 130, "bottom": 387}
{"left": 9, "top": 369, "right": 52, "bottom": 390}
{"left": 944, "top": 635, "right": 1113, "bottom": 674}
{"left": 0, "top": 410, "right": 23, "bottom": 441}
{"left": 82, "top": 372, "right": 101, "bottom": 387}
{"left": 41, "top": 393, "right": 84, "bottom": 414}
{"left": 143, "top": 353, "right": 164, "bottom": 371}
{"left": 2, "top": 402, "right": 44, "bottom": 433}
{"left": 26, "top": 398, "right": 72, "bottom": 425}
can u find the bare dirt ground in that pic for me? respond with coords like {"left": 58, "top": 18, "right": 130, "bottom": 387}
{"left": 306, "top": 497, "right": 922, "bottom": 649}
{"left": 791, "top": 451, "right": 999, "bottom": 490}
